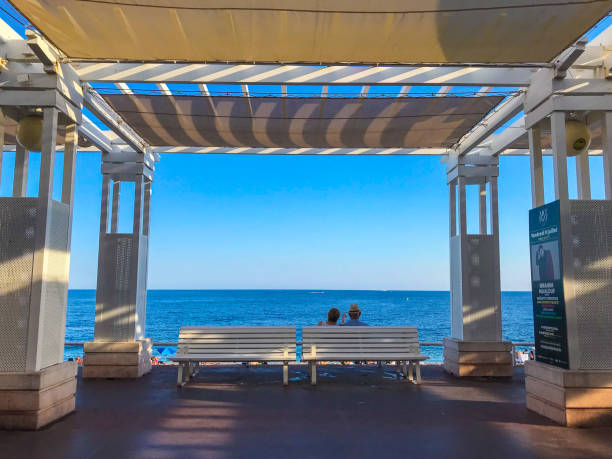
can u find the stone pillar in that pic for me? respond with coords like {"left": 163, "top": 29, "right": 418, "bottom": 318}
{"left": 524, "top": 111, "right": 612, "bottom": 426}
{"left": 0, "top": 108, "right": 78, "bottom": 429}
{"left": 83, "top": 155, "right": 154, "bottom": 378}
{"left": 443, "top": 156, "right": 513, "bottom": 377}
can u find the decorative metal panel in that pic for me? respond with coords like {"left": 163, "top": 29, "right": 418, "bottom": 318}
{"left": 40, "top": 201, "right": 71, "bottom": 369}
{"left": 135, "top": 236, "right": 148, "bottom": 340}
{"left": 449, "top": 235, "right": 463, "bottom": 340}
{"left": 95, "top": 234, "right": 137, "bottom": 341}
{"left": 568, "top": 200, "right": 612, "bottom": 370}
{"left": 0, "top": 198, "right": 36, "bottom": 372}
{"left": 451, "top": 234, "right": 501, "bottom": 341}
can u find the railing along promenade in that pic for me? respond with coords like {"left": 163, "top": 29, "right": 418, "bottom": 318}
{"left": 65, "top": 341, "right": 536, "bottom": 366}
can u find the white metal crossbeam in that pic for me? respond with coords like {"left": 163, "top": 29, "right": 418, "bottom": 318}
{"left": 83, "top": 84, "right": 149, "bottom": 154}
{"left": 469, "top": 117, "right": 526, "bottom": 157}
{"left": 74, "top": 63, "right": 536, "bottom": 87}
{"left": 453, "top": 94, "right": 525, "bottom": 156}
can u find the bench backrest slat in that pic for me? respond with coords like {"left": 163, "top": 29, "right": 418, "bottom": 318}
{"left": 177, "top": 326, "right": 297, "bottom": 360}
{"left": 302, "top": 326, "right": 422, "bottom": 358}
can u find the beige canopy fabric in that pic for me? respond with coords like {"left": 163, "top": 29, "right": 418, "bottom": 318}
{"left": 10, "top": 0, "right": 612, "bottom": 64}
{"left": 101, "top": 94, "right": 503, "bottom": 149}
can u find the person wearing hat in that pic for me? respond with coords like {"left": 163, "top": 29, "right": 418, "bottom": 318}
{"left": 341, "top": 304, "right": 369, "bottom": 326}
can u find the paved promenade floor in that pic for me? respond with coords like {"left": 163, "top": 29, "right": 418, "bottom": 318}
{"left": 1, "top": 364, "right": 611, "bottom": 459}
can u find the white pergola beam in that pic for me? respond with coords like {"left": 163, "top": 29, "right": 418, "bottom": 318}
{"left": 74, "top": 63, "right": 536, "bottom": 87}
{"left": 25, "top": 30, "right": 62, "bottom": 70}
{"left": 453, "top": 94, "right": 525, "bottom": 156}
{"left": 470, "top": 117, "right": 526, "bottom": 157}
{"left": 553, "top": 37, "right": 588, "bottom": 78}
{"left": 148, "top": 147, "right": 448, "bottom": 155}
{"left": 83, "top": 84, "right": 149, "bottom": 153}
{"left": 81, "top": 116, "right": 114, "bottom": 153}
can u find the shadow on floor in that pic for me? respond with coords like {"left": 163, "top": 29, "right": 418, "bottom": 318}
{"left": 1, "top": 365, "right": 611, "bottom": 459}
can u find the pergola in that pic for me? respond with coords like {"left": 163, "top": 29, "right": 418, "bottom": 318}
{"left": 1, "top": 0, "right": 612, "bottom": 430}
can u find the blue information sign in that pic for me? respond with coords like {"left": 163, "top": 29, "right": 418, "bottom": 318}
{"left": 529, "top": 200, "right": 569, "bottom": 369}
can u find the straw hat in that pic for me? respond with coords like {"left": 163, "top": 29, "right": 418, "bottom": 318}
{"left": 348, "top": 304, "right": 361, "bottom": 313}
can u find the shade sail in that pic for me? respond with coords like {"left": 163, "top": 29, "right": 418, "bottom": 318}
{"left": 101, "top": 94, "right": 503, "bottom": 149}
{"left": 10, "top": 0, "right": 612, "bottom": 64}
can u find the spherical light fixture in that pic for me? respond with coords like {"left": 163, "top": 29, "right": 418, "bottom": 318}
{"left": 16, "top": 114, "right": 43, "bottom": 152}
{"left": 565, "top": 119, "right": 591, "bottom": 157}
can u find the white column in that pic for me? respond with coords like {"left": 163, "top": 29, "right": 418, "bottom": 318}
{"left": 528, "top": 126, "right": 544, "bottom": 207}
{"left": 551, "top": 112, "right": 569, "bottom": 203}
{"left": 445, "top": 164, "right": 509, "bottom": 377}
{"left": 458, "top": 177, "right": 467, "bottom": 235}
{"left": 133, "top": 175, "right": 143, "bottom": 235}
{"left": 88, "top": 165, "right": 154, "bottom": 378}
{"left": 61, "top": 123, "right": 78, "bottom": 288}
{"left": 62, "top": 124, "right": 77, "bottom": 208}
{"left": 576, "top": 150, "right": 591, "bottom": 200}
{"left": 26, "top": 107, "right": 58, "bottom": 372}
{"left": 489, "top": 175, "right": 502, "bottom": 340}
{"left": 489, "top": 176, "right": 500, "bottom": 238}
{"left": 13, "top": 144, "right": 29, "bottom": 197}
{"left": 143, "top": 180, "right": 151, "bottom": 237}
{"left": 449, "top": 181, "right": 456, "bottom": 237}
{"left": 479, "top": 182, "right": 487, "bottom": 234}
{"left": 99, "top": 175, "right": 111, "bottom": 236}
{"left": 111, "top": 181, "right": 120, "bottom": 233}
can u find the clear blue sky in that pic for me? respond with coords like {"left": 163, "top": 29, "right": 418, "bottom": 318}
{"left": 1, "top": 152, "right": 605, "bottom": 290}
{"left": 1, "top": 7, "right": 610, "bottom": 291}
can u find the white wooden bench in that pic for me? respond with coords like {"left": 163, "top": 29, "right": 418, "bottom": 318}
{"left": 302, "top": 326, "right": 429, "bottom": 385}
{"left": 170, "top": 326, "right": 297, "bottom": 386}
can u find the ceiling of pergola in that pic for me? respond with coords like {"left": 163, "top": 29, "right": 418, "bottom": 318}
{"left": 9, "top": 0, "right": 612, "bottom": 64}
{"left": 100, "top": 94, "right": 504, "bottom": 149}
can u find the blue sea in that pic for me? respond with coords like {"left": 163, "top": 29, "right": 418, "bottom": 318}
{"left": 65, "top": 290, "right": 535, "bottom": 362}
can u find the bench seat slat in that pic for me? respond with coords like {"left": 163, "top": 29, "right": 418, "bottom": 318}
{"left": 181, "top": 328, "right": 295, "bottom": 331}
{"left": 179, "top": 339, "right": 296, "bottom": 344}
{"left": 302, "top": 326, "right": 428, "bottom": 372}
{"left": 302, "top": 355, "right": 429, "bottom": 361}
{"left": 175, "top": 327, "right": 298, "bottom": 369}
{"left": 180, "top": 343, "right": 296, "bottom": 348}
{"left": 302, "top": 337, "right": 418, "bottom": 341}
{"left": 303, "top": 346, "right": 420, "bottom": 351}
{"left": 170, "top": 354, "right": 295, "bottom": 362}
{"left": 179, "top": 334, "right": 295, "bottom": 339}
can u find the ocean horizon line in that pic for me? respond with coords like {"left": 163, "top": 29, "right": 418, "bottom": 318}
{"left": 68, "top": 288, "right": 531, "bottom": 293}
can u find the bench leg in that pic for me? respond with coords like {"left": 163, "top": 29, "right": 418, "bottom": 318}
{"left": 177, "top": 363, "right": 185, "bottom": 387}
{"left": 401, "top": 361, "right": 408, "bottom": 379}
{"left": 310, "top": 361, "right": 317, "bottom": 386}
{"left": 186, "top": 362, "right": 193, "bottom": 381}
{"left": 407, "top": 362, "right": 414, "bottom": 382}
{"left": 283, "top": 362, "right": 289, "bottom": 386}
{"left": 415, "top": 362, "right": 422, "bottom": 384}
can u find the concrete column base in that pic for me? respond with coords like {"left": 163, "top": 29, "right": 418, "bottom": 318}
{"left": 83, "top": 338, "right": 152, "bottom": 379}
{"left": 525, "top": 361, "right": 612, "bottom": 427}
{"left": 443, "top": 338, "right": 513, "bottom": 377}
{"left": 0, "top": 361, "right": 77, "bottom": 430}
